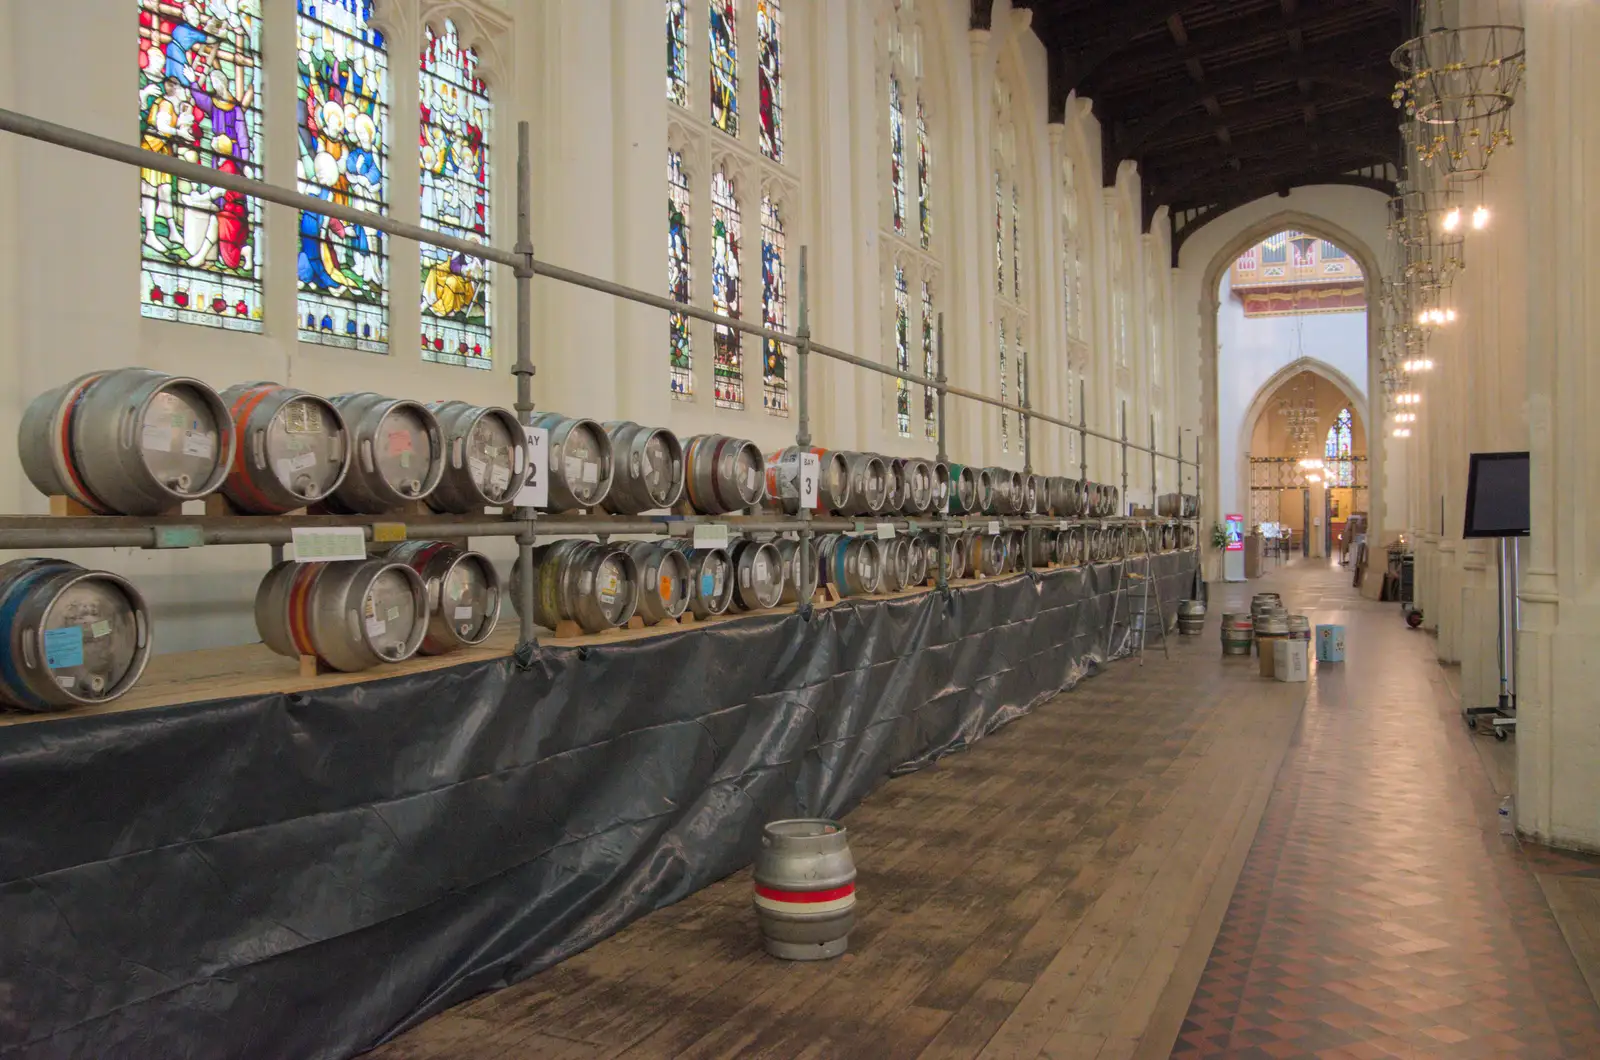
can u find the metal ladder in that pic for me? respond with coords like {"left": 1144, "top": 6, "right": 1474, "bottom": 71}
{"left": 1110, "top": 525, "right": 1170, "bottom": 665}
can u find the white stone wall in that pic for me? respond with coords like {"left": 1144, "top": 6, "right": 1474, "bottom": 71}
{"left": 0, "top": 0, "right": 1183, "bottom": 651}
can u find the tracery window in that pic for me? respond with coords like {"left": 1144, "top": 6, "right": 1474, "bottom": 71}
{"left": 757, "top": 0, "right": 783, "bottom": 162}
{"left": 761, "top": 195, "right": 788, "bottom": 413}
{"left": 668, "top": 149, "right": 693, "bottom": 398}
{"left": 419, "top": 20, "right": 491, "bottom": 370}
{"left": 139, "top": 0, "right": 264, "bottom": 332}
{"left": 882, "top": 0, "right": 938, "bottom": 441}
{"left": 295, "top": 0, "right": 389, "bottom": 353}
{"left": 709, "top": 0, "right": 738, "bottom": 137}
{"left": 1325, "top": 409, "right": 1355, "bottom": 486}
{"left": 668, "top": 0, "right": 689, "bottom": 107}
{"left": 710, "top": 166, "right": 744, "bottom": 408}
{"left": 993, "top": 74, "right": 1026, "bottom": 453}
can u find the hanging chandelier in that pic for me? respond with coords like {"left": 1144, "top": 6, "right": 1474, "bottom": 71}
{"left": 1392, "top": 1, "right": 1525, "bottom": 183}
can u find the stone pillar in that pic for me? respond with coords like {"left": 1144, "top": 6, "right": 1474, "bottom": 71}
{"left": 1517, "top": 0, "right": 1600, "bottom": 850}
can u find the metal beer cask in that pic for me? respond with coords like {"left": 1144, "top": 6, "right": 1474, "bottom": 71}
{"left": 255, "top": 558, "right": 429, "bottom": 672}
{"left": 683, "top": 546, "right": 736, "bottom": 617}
{"left": 603, "top": 421, "right": 685, "bottom": 514}
{"left": 895, "top": 458, "right": 935, "bottom": 515}
{"left": 529, "top": 412, "right": 615, "bottom": 511}
{"left": 680, "top": 434, "right": 765, "bottom": 514}
{"left": 945, "top": 463, "right": 979, "bottom": 514}
{"left": 625, "top": 541, "right": 692, "bottom": 623}
{"left": 835, "top": 452, "right": 889, "bottom": 516}
{"left": 972, "top": 467, "right": 996, "bottom": 515}
{"left": 930, "top": 462, "right": 952, "bottom": 514}
{"left": 0, "top": 558, "right": 152, "bottom": 711}
{"left": 878, "top": 535, "right": 913, "bottom": 591}
{"left": 513, "top": 541, "right": 640, "bottom": 631}
{"left": 880, "top": 456, "right": 907, "bottom": 514}
{"left": 764, "top": 446, "right": 847, "bottom": 515}
{"left": 426, "top": 401, "right": 528, "bottom": 512}
{"left": 1221, "top": 613, "right": 1254, "bottom": 656}
{"left": 220, "top": 382, "right": 349, "bottom": 514}
{"left": 730, "top": 540, "right": 786, "bottom": 611}
{"left": 821, "top": 534, "right": 882, "bottom": 596}
{"left": 386, "top": 541, "right": 500, "bottom": 654}
{"left": 753, "top": 819, "right": 857, "bottom": 960}
{"left": 1177, "top": 599, "right": 1207, "bottom": 636}
{"left": 906, "top": 534, "right": 930, "bottom": 585}
{"left": 19, "top": 368, "right": 235, "bottom": 515}
{"left": 325, "top": 392, "right": 446, "bottom": 513}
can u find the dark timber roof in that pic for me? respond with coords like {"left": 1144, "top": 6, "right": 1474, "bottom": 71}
{"left": 976, "top": 1, "right": 1407, "bottom": 254}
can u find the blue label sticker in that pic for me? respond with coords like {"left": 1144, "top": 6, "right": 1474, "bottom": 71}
{"left": 700, "top": 573, "right": 716, "bottom": 597}
{"left": 43, "top": 626, "right": 84, "bottom": 670}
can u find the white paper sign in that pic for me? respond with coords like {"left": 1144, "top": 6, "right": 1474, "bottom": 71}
{"left": 987, "top": 521, "right": 1001, "bottom": 536}
{"left": 799, "top": 452, "right": 821, "bottom": 510}
{"left": 875, "top": 523, "right": 895, "bottom": 541}
{"left": 512, "top": 426, "right": 550, "bottom": 508}
{"left": 291, "top": 526, "right": 367, "bottom": 563}
{"left": 693, "top": 523, "right": 731, "bottom": 550}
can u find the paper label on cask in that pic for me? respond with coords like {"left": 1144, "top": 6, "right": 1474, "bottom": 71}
{"left": 489, "top": 464, "right": 511, "bottom": 492}
{"left": 512, "top": 427, "right": 550, "bottom": 508}
{"left": 181, "top": 430, "right": 214, "bottom": 458}
{"left": 90, "top": 620, "right": 112, "bottom": 639}
{"left": 454, "top": 606, "right": 473, "bottom": 621}
{"left": 365, "top": 617, "right": 386, "bottom": 638}
{"left": 140, "top": 423, "right": 173, "bottom": 453}
{"left": 291, "top": 526, "right": 366, "bottom": 563}
{"left": 43, "top": 626, "right": 84, "bottom": 669}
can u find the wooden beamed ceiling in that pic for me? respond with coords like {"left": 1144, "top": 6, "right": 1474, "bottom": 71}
{"left": 977, "top": 0, "right": 1407, "bottom": 238}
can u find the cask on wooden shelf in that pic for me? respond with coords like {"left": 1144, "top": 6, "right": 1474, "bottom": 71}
{"left": 625, "top": 541, "right": 691, "bottom": 624}
{"left": 603, "top": 421, "right": 685, "bottom": 514}
{"left": 834, "top": 452, "right": 889, "bottom": 517}
{"left": 944, "top": 463, "right": 979, "bottom": 515}
{"left": 730, "top": 540, "right": 786, "bottom": 612}
{"left": 0, "top": 558, "right": 152, "bottom": 711}
{"left": 753, "top": 819, "right": 858, "bottom": 961}
{"left": 679, "top": 434, "right": 765, "bottom": 515}
{"left": 818, "top": 534, "right": 882, "bottom": 596}
{"left": 255, "top": 558, "right": 430, "bottom": 673}
{"left": 512, "top": 541, "right": 639, "bottom": 632}
{"left": 19, "top": 368, "right": 235, "bottom": 515}
{"left": 764, "top": 446, "right": 848, "bottom": 515}
{"left": 680, "top": 545, "right": 736, "bottom": 618}
{"left": 219, "top": 382, "right": 349, "bottom": 514}
{"left": 930, "top": 461, "right": 953, "bottom": 514}
{"left": 386, "top": 541, "right": 500, "bottom": 654}
{"left": 527, "top": 411, "right": 615, "bottom": 511}
{"left": 324, "top": 392, "right": 445, "bottom": 513}
{"left": 878, "top": 535, "right": 914, "bottom": 592}
{"left": 893, "top": 457, "right": 936, "bottom": 515}
{"left": 425, "top": 401, "right": 528, "bottom": 512}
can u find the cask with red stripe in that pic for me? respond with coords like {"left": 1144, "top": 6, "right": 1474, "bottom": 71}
{"left": 753, "top": 819, "right": 857, "bottom": 960}
{"left": 255, "top": 558, "right": 429, "bottom": 672}
{"left": 19, "top": 368, "right": 235, "bottom": 515}
{"left": 219, "top": 382, "right": 349, "bottom": 514}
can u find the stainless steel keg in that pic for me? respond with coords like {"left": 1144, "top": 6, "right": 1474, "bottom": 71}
{"left": 1221, "top": 613, "right": 1254, "bottom": 656}
{"left": 1177, "top": 599, "right": 1207, "bottom": 636}
{"left": 19, "top": 368, "right": 235, "bottom": 515}
{"left": 603, "top": 421, "right": 685, "bottom": 514}
{"left": 880, "top": 456, "right": 907, "bottom": 514}
{"left": 972, "top": 467, "right": 995, "bottom": 515}
{"left": 820, "top": 534, "right": 882, "bottom": 596}
{"left": 680, "top": 434, "right": 765, "bottom": 514}
{"left": 528, "top": 411, "right": 615, "bottom": 511}
{"left": 896, "top": 458, "right": 936, "bottom": 515}
{"left": 386, "top": 541, "right": 500, "bottom": 654}
{"left": 930, "top": 462, "right": 952, "bottom": 514}
{"left": 682, "top": 546, "right": 736, "bottom": 618}
{"left": 730, "top": 540, "right": 786, "bottom": 611}
{"left": 514, "top": 540, "right": 640, "bottom": 632}
{"left": 946, "top": 463, "right": 978, "bottom": 515}
{"left": 753, "top": 819, "right": 857, "bottom": 960}
{"left": 625, "top": 541, "right": 692, "bottom": 624}
{"left": 255, "top": 558, "right": 429, "bottom": 672}
{"left": 325, "top": 392, "right": 445, "bottom": 513}
{"left": 906, "top": 534, "right": 930, "bottom": 585}
{"left": 973, "top": 533, "right": 1009, "bottom": 577}
{"left": 835, "top": 452, "right": 889, "bottom": 516}
{"left": 878, "top": 535, "right": 913, "bottom": 591}
{"left": 0, "top": 558, "right": 152, "bottom": 711}
{"left": 426, "top": 401, "right": 527, "bottom": 511}
{"left": 220, "top": 382, "right": 349, "bottom": 513}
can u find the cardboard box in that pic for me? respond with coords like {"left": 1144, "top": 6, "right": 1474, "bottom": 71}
{"left": 1274, "top": 638, "right": 1309, "bottom": 682}
{"left": 1316, "top": 624, "right": 1345, "bottom": 662}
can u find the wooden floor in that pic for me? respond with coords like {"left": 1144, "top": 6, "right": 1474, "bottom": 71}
{"left": 366, "top": 576, "right": 1309, "bottom": 1059}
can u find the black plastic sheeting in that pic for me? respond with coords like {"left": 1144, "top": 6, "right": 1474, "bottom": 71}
{"left": 0, "top": 551, "right": 1196, "bottom": 1060}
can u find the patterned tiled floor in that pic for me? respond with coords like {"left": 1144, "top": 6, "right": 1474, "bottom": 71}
{"left": 1172, "top": 560, "right": 1600, "bottom": 1059}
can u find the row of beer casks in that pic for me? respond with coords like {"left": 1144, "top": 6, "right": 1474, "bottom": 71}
{"left": 16, "top": 368, "right": 1123, "bottom": 519}
{"left": 0, "top": 540, "right": 501, "bottom": 712}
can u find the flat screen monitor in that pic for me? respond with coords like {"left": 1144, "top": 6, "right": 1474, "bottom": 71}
{"left": 1463, "top": 451, "right": 1530, "bottom": 538}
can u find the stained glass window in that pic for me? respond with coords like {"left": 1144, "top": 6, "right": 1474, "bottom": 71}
{"left": 668, "top": 149, "right": 693, "bottom": 398}
{"left": 1016, "top": 325, "right": 1027, "bottom": 454}
{"left": 921, "top": 281, "right": 936, "bottom": 441}
{"left": 1325, "top": 408, "right": 1355, "bottom": 486}
{"left": 916, "top": 97, "right": 931, "bottom": 249}
{"left": 888, "top": 76, "right": 906, "bottom": 236}
{"left": 994, "top": 170, "right": 1004, "bottom": 295}
{"left": 419, "top": 20, "right": 491, "bottom": 370}
{"left": 1011, "top": 184, "right": 1021, "bottom": 300}
{"left": 711, "top": 167, "right": 743, "bottom": 408}
{"left": 757, "top": 0, "right": 783, "bottom": 162}
{"left": 998, "top": 319, "right": 1009, "bottom": 451}
{"left": 667, "top": 0, "right": 689, "bottom": 107}
{"left": 709, "top": 0, "right": 738, "bottom": 137}
{"left": 296, "top": 0, "right": 389, "bottom": 352}
{"left": 139, "top": 0, "right": 264, "bottom": 332}
{"left": 761, "top": 195, "right": 788, "bottom": 415}
{"left": 894, "top": 265, "right": 910, "bottom": 437}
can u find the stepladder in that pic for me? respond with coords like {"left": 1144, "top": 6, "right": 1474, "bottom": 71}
{"left": 1109, "top": 526, "right": 1170, "bottom": 665}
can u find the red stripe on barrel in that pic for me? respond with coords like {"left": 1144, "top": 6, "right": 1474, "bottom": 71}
{"left": 754, "top": 883, "right": 855, "bottom": 904}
